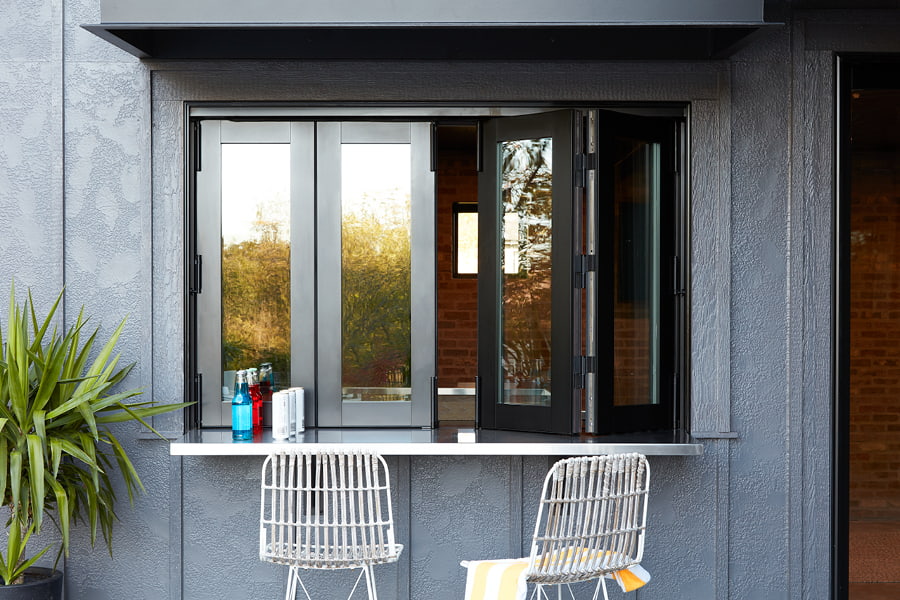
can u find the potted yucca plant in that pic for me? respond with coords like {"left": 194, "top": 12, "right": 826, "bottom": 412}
{"left": 0, "top": 285, "right": 190, "bottom": 597}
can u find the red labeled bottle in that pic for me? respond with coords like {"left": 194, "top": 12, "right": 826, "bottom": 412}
{"left": 247, "top": 367, "right": 263, "bottom": 431}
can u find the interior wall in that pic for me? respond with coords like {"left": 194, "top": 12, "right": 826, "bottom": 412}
{"left": 849, "top": 145, "right": 900, "bottom": 521}
{"left": 435, "top": 132, "right": 479, "bottom": 389}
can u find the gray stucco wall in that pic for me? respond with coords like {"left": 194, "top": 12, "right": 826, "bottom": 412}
{"left": 2, "top": 1, "right": 899, "bottom": 598}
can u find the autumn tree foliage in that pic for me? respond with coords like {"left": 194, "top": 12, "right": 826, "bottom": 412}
{"left": 221, "top": 201, "right": 412, "bottom": 392}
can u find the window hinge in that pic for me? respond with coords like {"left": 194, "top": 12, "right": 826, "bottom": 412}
{"left": 574, "top": 254, "right": 597, "bottom": 289}
{"left": 574, "top": 152, "right": 597, "bottom": 189}
{"left": 194, "top": 372, "right": 202, "bottom": 404}
{"left": 674, "top": 117, "right": 685, "bottom": 175}
{"left": 191, "top": 254, "right": 202, "bottom": 295}
{"left": 573, "top": 355, "right": 597, "bottom": 389}
{"left": 671, "top": 256, "right": 685, "bottom": 296}
{"left": 192, "top": 120, "right": 202, "bottom": 172}
{"left": 429, "top": 123, "right": 438, "bottom": 173}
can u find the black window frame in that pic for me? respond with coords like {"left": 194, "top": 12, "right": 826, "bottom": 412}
{"left": 452, "top": 202, "right": 479, "bottom": 279}
{"left": 183, "top": 104, "right": 689, "bottom": 437}
{"left": 475, "top": 108, "right": 688, "bottom": 435}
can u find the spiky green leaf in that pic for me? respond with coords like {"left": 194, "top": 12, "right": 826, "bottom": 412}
{"left": 26, "top": 434, "right": 46, "bottom": 532}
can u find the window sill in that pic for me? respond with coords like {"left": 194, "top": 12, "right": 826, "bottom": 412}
{"left": 168, "top": 427, "right": 703, "bottom": 457}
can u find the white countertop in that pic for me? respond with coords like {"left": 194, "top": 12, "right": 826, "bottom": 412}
{"left": 169, "top": 427, "right": 703, "bottom": 456}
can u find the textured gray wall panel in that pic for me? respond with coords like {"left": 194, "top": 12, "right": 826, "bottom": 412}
{"left": 0, "top": 0, "right": 59, "bottom": 62}
{"left": 690, "top": 95, "right": 733, "bottom": 434}
{"left": 150, "top": 99, "right": 187, "bottom": 434}
{"left": 728, "top": 45, "right": 792, "bottom": 600}
{"left": 182, "top": 456, "right": 286, "bottom": 600}
{"left": 149, "top": 61, "right": 722, "bottom": 103}
{"left": 66, "top": 0, "right": 140, "bottom": 63}
{"left": 793, "top": 32, "right": 841, "bottom": 600}
{"left": 0, "top": 59, "right": 64, "bottom": 306}
{"left": 57, "top": 0, "right": 159, "bottom": 596}
{"left": 410, "top": 457, "right": 514, "bottom": 598}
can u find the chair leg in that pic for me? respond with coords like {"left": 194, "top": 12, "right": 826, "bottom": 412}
{"left": 583, "top": 578, "right": 611, "bottom": 600}
{"left": 363, "top": 564, "right": 378, "bottom": 600}
{"left": 345, "top": 568, "right": 368, "bottom": 600}
{"left": 286, "top": 566, "right": 314, "bottom": 600}
{"left": 282, "top": 566, "right": 382, "bottom": 600}
{"left": 284, "top": 567, "right": 295, "bottom": 600}
{"left": 597, "top": 577, "right": 610, "bottom": 600}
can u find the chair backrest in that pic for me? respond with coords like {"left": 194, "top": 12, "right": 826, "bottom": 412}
{"left": 526, "top": 453, "right": 650, "bottom": 585}
{"left": 260, "top": 450, "right": 398, "bottom": 569}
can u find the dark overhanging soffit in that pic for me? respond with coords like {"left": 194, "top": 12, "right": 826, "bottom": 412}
{"left": 83, "top": 0, "right": 773, "bottom": 60}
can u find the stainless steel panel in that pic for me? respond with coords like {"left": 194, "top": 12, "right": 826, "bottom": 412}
{"left": 315, "top": 122, "right": 344, "bottom": 426}
{"left": 341, "top": 400, "right": 413, "bottom": 426}
{"left": 290, "top": 122, "right": 317, "bottom": 426}
{"left": 410, "top": 122, "right": 436, "bottom": 427}
{"left": 169, "top": 427, "right": 705, "bottom": 456}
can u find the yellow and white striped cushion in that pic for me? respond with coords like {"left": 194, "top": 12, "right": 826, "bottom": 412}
{"left": 461, "top": 555, "right": 650, "bottom": 600}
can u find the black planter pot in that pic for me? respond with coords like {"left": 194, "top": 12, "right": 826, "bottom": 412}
{"left": 0, "top": 567, "right": 63, "bottom": 600}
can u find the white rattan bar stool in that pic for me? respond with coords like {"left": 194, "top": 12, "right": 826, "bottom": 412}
{"left": 462, "top": 453, "right": 650, "bottom": 600}
{"left": 527, "top": 454, "right": 650, "bottom": 600}
{"left": 260, "top": 450, "right": 403, "bottom": 600}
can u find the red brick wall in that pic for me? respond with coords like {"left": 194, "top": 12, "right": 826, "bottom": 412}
{"left": 850, "top": 150, "right": 900, "bottom": 521}
{"left": 436, "top": 139, "right": 478, "bottom": 388}
{"left": 614, "top": 312, "right": 651, "bottom": 406}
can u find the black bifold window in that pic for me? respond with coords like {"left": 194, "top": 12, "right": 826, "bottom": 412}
{"left": 477, "top": 110, "right": 685, "bottom": 434}
{"left": 188, "top": 108, "right": 686, "bottom": 435}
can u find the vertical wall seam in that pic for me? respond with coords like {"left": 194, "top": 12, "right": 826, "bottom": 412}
{"left": 718, "top": 63, "right": 733, "bottom": 436}
{"left": 399, "top": 456, "right": 411, "bottom": 600}
{"left": 59, "top": 1, "right": 68, "bottom": 594}
{"left": 59, "top": 0, "right": 66, "bottom": 327}
{"left": 509, "top": 456, "right": 524, "bottom": 557}
{"left": 787, "top": 13, "right": 805, "bottom": 600}
{"left": 169, "top": 455, "right": 183, "bottom": 600}
{"left": 717, "top": 62, "right": 733, "bottom": 600}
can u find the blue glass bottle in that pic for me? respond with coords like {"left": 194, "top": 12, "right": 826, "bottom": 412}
{"left": 231, "top": 369, "right": 252, "bottom": 441}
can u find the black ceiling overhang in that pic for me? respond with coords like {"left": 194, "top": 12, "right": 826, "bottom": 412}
{"left": 82, "top": 23, "right": 773, "bottom": 61}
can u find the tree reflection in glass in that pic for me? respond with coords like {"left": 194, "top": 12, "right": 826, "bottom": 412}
{"left": 499, "top": 138, "right": 553, "bottom": 406}
{"left": 341, "top": 144, "right": 412, "bottom": 403}
{"left": 220, "top": 144, "right": 291, "bottom": 390}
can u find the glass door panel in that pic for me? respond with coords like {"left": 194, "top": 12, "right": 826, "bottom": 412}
{"left": 221, "top": 144, "right": 292, "bottom": 393}
{"left": 317, "top": 122, "right": 435, "bottom": 427}
{"left": 478, "top": 111, "right": 575, "bottom": 434}
{"left": 340, "top": 143, "right": 412, "bottom": 404}
{"left": 196, "top": 120, "right": 302, "bottom": 427}
{"left": 593, "top": 110, "right": 676, "bottom": 434}
{"left": 499, "top": 138, "right": 553, "bottom": 407}
{"left": 612, "top": 138, "right": 661, "bottom": 408}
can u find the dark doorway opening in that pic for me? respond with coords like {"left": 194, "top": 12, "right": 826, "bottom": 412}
{"left": 837, "top": 56, "right": 900, "bottom": 600}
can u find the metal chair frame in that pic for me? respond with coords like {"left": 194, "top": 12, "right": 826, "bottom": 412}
{"left": 525, "top": 454, "right": 650, "bottom": 600}
{"left": 260, "top": 450, "right": 403, "bottom": 600}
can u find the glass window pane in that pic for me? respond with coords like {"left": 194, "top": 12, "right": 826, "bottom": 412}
{"left": 499, "top": 138, "right": 553, "bottom": 406}
{"left": 613, "top": 139, "right": 660, "bottom": 407}
{"left": 455, "top": 207, "right": 478, "bottom": 276}
{"left": 341, "top": 144, "right": 412, "bottom": 403}
{"left": 220, "top": 144, "right": 291, "bottom": 392}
